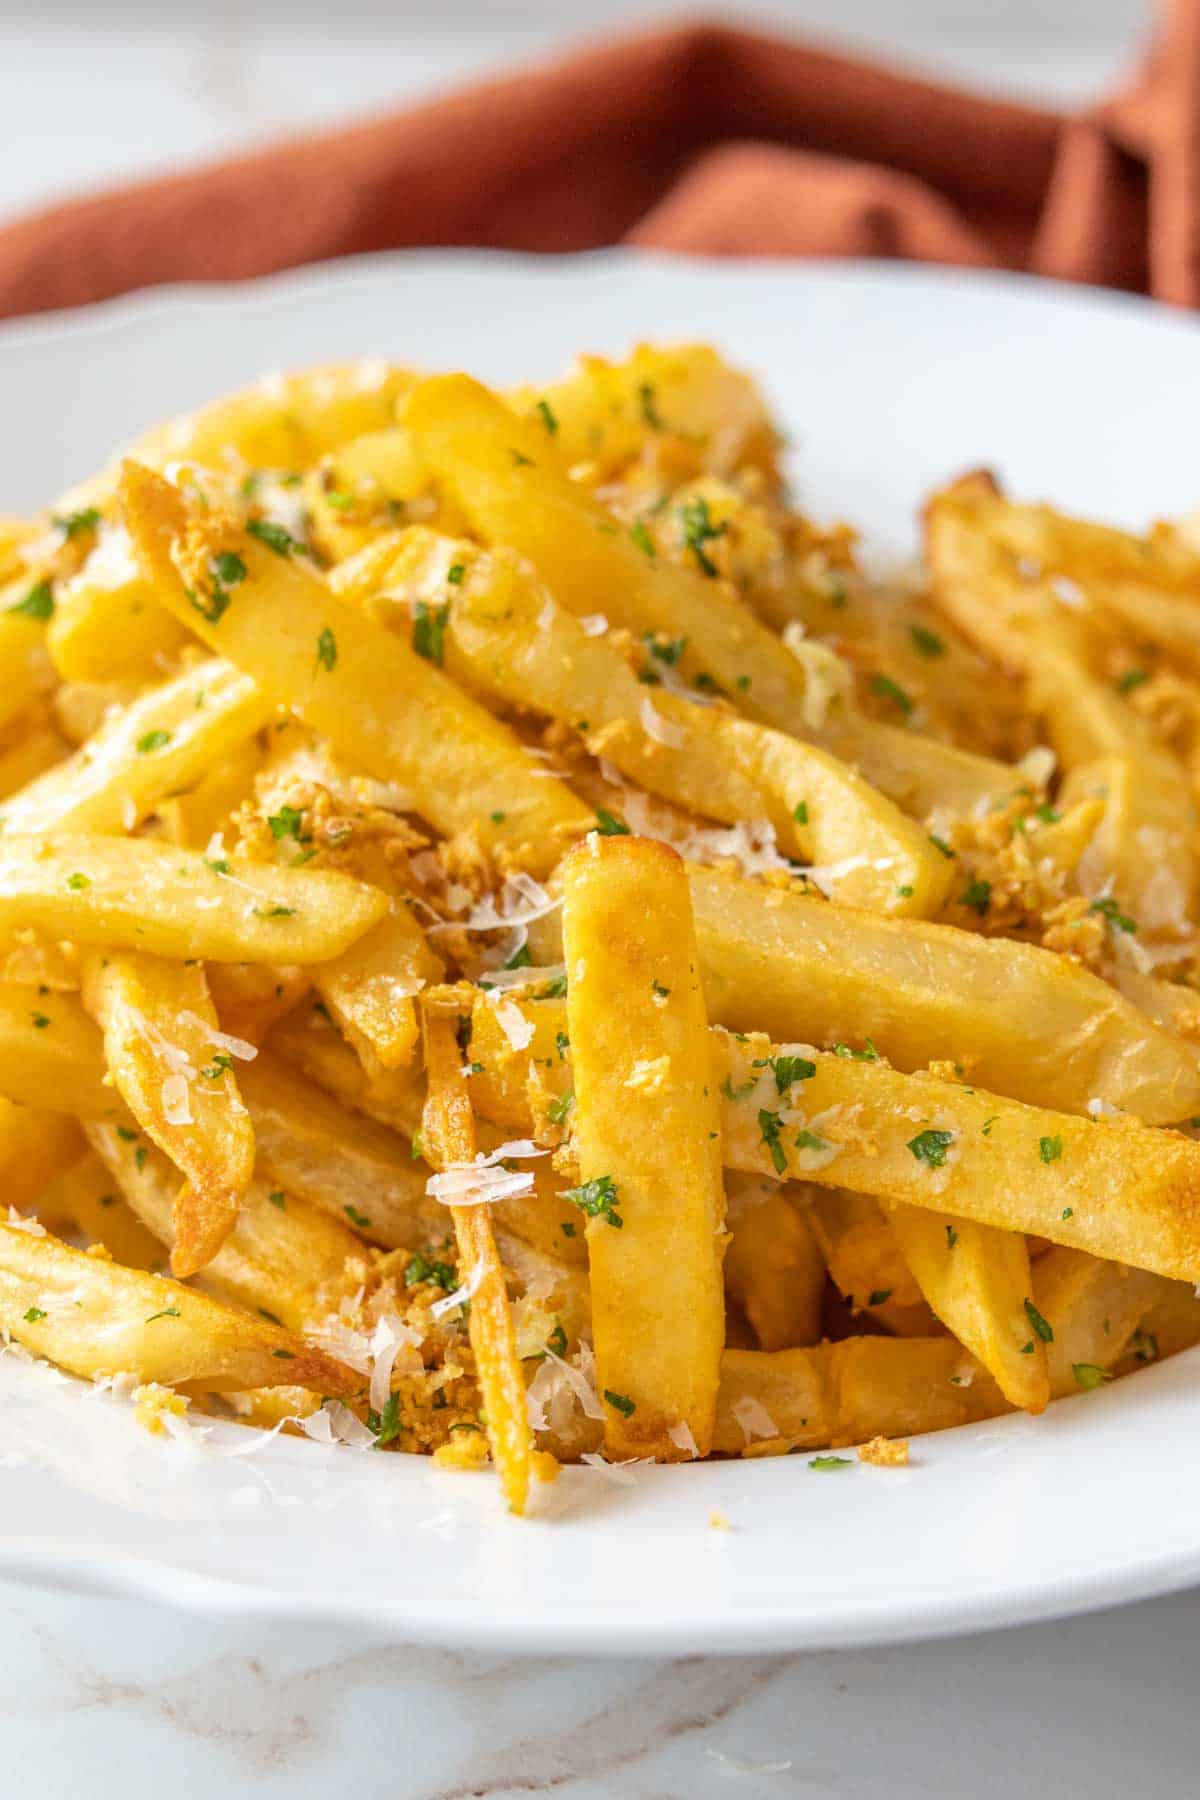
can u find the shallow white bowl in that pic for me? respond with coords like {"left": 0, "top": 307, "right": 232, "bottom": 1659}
{"left": 2, "top": 251, "right": 1198, "bottom": 1654}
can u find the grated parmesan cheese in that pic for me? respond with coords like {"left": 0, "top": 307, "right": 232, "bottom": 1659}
{"left": 731, "top": 1394, "right": 779, "bottom": 1444}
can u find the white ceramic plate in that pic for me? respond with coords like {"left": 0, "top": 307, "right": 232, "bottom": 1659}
{"left": 3, "top": 251, "right": 1200, "bottom": 1655}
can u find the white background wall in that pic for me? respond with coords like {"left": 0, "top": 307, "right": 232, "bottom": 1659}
{"left": 0, "top": 0, "right": 1151, "bottom": 222}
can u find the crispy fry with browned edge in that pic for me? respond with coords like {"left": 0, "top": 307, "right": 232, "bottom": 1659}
{"left": 421, "top": 1000, "right": 532, "bottom": 1514}
{"left": 81, "top": 951, "right": 255, "bottom": 1277}
{"left": 562, "top": 834, "right": 725, "bottom": 1459}
{"left": 120, "top": 460, "right": 592, "bottom": 876}
{"left": 0, "top": 1222, "right": 358, "bottom": 1394}
{"left": 888, "top": 1206, "right": 1048, "bottom": 1412}
{"left": 723, "top": 1175, "right": 825, "bottom": 1351}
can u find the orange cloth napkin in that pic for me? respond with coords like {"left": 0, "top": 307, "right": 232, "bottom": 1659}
{"left": 1, "top": 9, "right": 1198, "bottom": 322}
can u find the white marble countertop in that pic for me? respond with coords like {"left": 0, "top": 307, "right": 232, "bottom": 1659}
{"left": 4, "top": 5, "right": 1193, "bottom": 1794}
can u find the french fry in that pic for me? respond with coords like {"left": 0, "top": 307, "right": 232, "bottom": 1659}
{"left": 0, "top": 658, "right": 270, "bottom": 838}
{"left": 303, "top": 426, "right": 462, "bottom": 564}
{"left": 562, "top": 834, "right": 725, "bottom": 1460}
{"left": 0, "top": 1101, "right": 84, "bottom": 1212}
{"left": 0, "top": 605, "right": 54, "bottom": 735}
{"left": 405, "top": 374, "right": 1022, "bottom": 822}
{"left": 887, "top": 1206, "right": 1048, "bottom": 1411}
{"left": 49, "top": 531, "right": 191, "bottom": 682}
{"left": 0, "top": 1222, "right": 358, "bottom": 1394}
{"left": 804, "top": 1187, "right": 933, "bottom": 1334}
{"left": 688, "top": 866, "right": 1200, "bottom": 1121}
{"left": 58, "top": 361, "right": 418, "bottom": 518}
{"left": 354, "top": 526, "right": 950, "bottom": 917}
{"left": 237, "top": 1050, "right": 440, "bottom": 1249}
{"left": 421, "top": 1001, "right": 533, "bottom": 1515}
{"left": 154, "top": 736, "right": 265, "bottom": 851}
{"left": 38, "top": 1149, "right": 164, "bottom": 1269}
{"left": 267, "top": 995, "right": 425, "bottom": 1138}
{"left": 314, "top": 896, "right": 443, "bottom": 1072}
{"left": 1023, "top": 608, "right": 1196, "bottom": 933}
{"left": 88, "top": 1121, "right": 360, "bottom": 1333}
{"left": 0, "top": 983, "right": 124, "bottom": 1120}
{"left": 1032, "top": 1247, "right": 1167, "bottom": 1399}
{"left": 80, "top": 951, "right": 256, "bottom": 1277}
{"left": 0, "top": 719, "right": 70, "bottom": 800}
{"left": 460, "top": 990, "right": 1200, "bottom": 1284}
{"left": 0, "top": 833, "right": 388, "bottom": 963}
{"left": 714, "top": 1337, "right": 1007, "bottom": 1455}
{"left": 723, "top": 1175, "right": 825, "bottom": 1351}
{"left": 508, "top": 343, "right": 779, "bottom": 482}
{"left": 714, "top": 1029, "right": 1200, "bottom": 1282}
{"left": 120, "top": 462, "right": 592, "bottom": 875}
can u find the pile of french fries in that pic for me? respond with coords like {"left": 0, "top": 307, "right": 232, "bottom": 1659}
{"left": 1, "top": 344, "right": 1199, "bottom": 1513}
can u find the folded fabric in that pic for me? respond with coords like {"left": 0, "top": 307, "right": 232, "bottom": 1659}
{"left": 0, "top": 7, "right": 1196, "bottom": 321}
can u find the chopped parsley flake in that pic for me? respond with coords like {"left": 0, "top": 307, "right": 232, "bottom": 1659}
{"left": 809, "top": 1455, "right": 851, "bottom": 1471}
{"left": 546, "top": 1322, "right": 568, "bottom": 1357}
{"left": 833, "top": 1039, "right": 879, "bottom": 1062}
{"left": 344, "top": 1204, "right": 371, "bottom": 1229}
{"left": 9, "top": 581, "right": 53, "bottom": 620}
{"left": 646, "top": 632, "right": 687, "bottom": 666}
{"left": 679, "top": 496, "right": 726, "bottom": 577}
{"left": 246, "top": 518, "right": 299, "bottom": 557}
{"left": 136, "top": 729, "right": 171, "bottom": 755}
{"left": 200, "top": 1053, "right": 232, "bottom": 1080}
{"left": 534, "top": 399, "right": 558, "bottom": 435}
{"left": 908, "top": 1128, "right": 954, "bottom": 1168}
{"left": 368, "top": 1392, "right": 402, "bottom": 1447}
{"left": 31, "top": 1013, "right": 50, "bottom": 1029}
{"left": 53, "top": 507, "right": 101, "bottom": 539}
{"left": 867, "top": 1288, "right": 892, "bottom": 1307}
{"left": 555, "top": 1030, "right": 570, "bottom": 1060}
{"left": 315, "top": 627, "right": 337, "bottom": 672}
{"left": 563, "top": 1174, "right": 623, "bottom": 1227}
{"left": 756, "top": 1052, "right": 816, "bottom": 1093}
{"left": 144, "top": 1306, "right": 181, "bottom": 1323}
{"left": 252, "top": 903, "right": 295, "bottom": 919}
{"left": 191, "top": 549, "right": 246, "bottom": 624}
{"left": 757, "top": 1108, "right": 787, "bottom": 1174}
{"left": 651, "top": 979, "right": 671, "bottom": 998}
{"left": 794, "top": 1129, "right": 828, "bottom": 1153}
{"left": 404, "top": 1252, "right": 456, "bottom": 1291}
{"left": 1089, "top": 896, "right": 1137, "bottom": 934}
{"left": 1039, "top": 1135, "right": 1064, "bottom": 1164}
{"left": 630, "top": 520, "right": 655, "bottom": 558}
{"left": 1024, "top": 1298, "right": 1054, "bottom": 1342}
{"left": 870, "top": 672, "right": 913, "bottom": 715}
{"left": 413, "top": 600, "right": 450, "bottom": 665}
{"left": 66, "top": 872, "right": 90, "bottom": 891}
{"left": 928, "top": 834, "right": 956, "bottom": 859}
{"left": 603, "top": 1389, "right": 636, "bottom": 1417}
{"left": 946, "top": 1224, "right": 959, "bottom": 1249}
{"left": 909, "top": 624, "right": 944, "bottom": 658}
{"left": 1116, "top": 668, "right": 1149, "bottom": 694}
{"left": 793, "top": 801, "right": 809, "bottom": 825}
{"left": 962, "top": 878, "right": 991, "bottom": 916}
{"left": 268, "top": 1191, "right": 287, "bottom": 1210}
{"left": 595, "top": 808, "right": 630, "bottom": 836}
{"left": 22, "top": 1307, "right": 46, "bottom": 1322}
{"left": 638, "top": 383, "right": 664, "bottom": 429}
{"left": 268, "top": 805, "right": 307, "bottom": 841}
{"left": 1073, "top": 1362, "right": 1112, "bottom": 1390}
{"left": 547, "top": 1089, "right": 575, "bottom": 1127}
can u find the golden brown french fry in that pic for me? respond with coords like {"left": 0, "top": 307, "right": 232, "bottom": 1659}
{"left": 804, "top": 1187, "right": 932, "bottom": 1333}
{"left": 0, "top": 719, "right": 70, "bottom": 800}
{"left": 0, "top": 604, "right": 54, "bottom": 736}
{"left": 714, "top": 1337, "right": 1007, "bottom": 1455}
{"left": 714, "top": 1028, "right": 1200, "bottom": 1282}
{"left": 87, "top": 1121, "right": 360, "bottom": 1333}
{"left": 1031, "top": 1246, "right": 1167, "bottom": 1400}
{"left": 120, "top": 461, "right": 592, "bottom": 875}
{"left": 154, "top": 736, "right": 265, "bottom": 851}
{"left": 509, "top": 343, "right": 778, "bottom": 482}
{"left": 354, "top": 526, "right": 949, "bottom": 917}
{"left": 237, "top": 1049, "right": 440, "bottom": 1249}
{"left": 925, "top": 484, "right": 1035, "bottom": 673}
{"left": 723, "top": 1175, "right": 825, "bottom": 1351}
{"left": 38, "top": 1149, "right": 164, "bottom": 1269}
{"left": 59, "top": 361, "right": 418, "bottom": 518}
{"left": 0, "top": 1221, "right": 358, "bottom": 1394}
{"left": 0, "top": 1101, "right": 84, "bottom": 1211}
{"left": 1117, "top": 1280, "right": 1200, "bottom": 1365}
{"left": 314, "top": 896, "right": 443, "bottom": 1072}
{"left": 0, "top": 658, "right": 270, "bottom": 838}
{"left": 0, "top": 833, "right": 388, "bottom": 963}
{"left": 888, "top": 1206, "right": 1048, "bottom": 1411}
{"left": 81, "top": 951, "right": 255, "bottom": 1277}
{"left": 688, "top": 866, "right": 1200, "bottom": 1121}
{"left": 267, "top": 995, "right": 425, "bottom": 1138}
{"left": 421, "top": 1001, "right": 532, "bottom": 1515}
{"left": 48, "top": 531, "right": 191, "bottom": 682}
{"left": 0, "top": 983, "right": 124, "bottom": 1120}
{"left": 562, "top": 834, "right": 725, "bottom": 1460}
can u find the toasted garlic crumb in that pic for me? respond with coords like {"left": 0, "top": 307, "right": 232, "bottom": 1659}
{"left": 85, "top": 1242, "right": 113, "bottom": 1261}
{"left": 132, "top": 1383, "right": 186, "bottom": 1437}
{"left": 432, "top": 1428, "right": 490, "bottom": 1472}
{"left": 858, "top": 1435, "right": 909, "bottom": 1468}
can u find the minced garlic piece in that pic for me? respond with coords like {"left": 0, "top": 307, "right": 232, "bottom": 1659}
{"left": 858, "top": 1435, "right": 909, "bottom": 1468}
{"left": 132, "top": 1383, "right": 187, "bottom": 1437}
